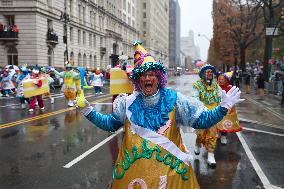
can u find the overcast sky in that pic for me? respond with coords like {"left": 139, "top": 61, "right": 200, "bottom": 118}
{"left": 178, "top": 0, "right": 213, "bottom": 61}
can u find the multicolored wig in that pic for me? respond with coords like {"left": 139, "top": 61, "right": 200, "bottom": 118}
{"left": 130, "top": 40, "right": 167, "bottom": 91}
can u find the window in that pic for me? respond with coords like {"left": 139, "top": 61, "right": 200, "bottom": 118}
{"left": 70, "top": 27, "right": 73, "bottom": 43}
{"left": 89, "top": 55, "right": 92, "bottom": 68}
{"left": 7, "top": 46, "right": 18, "bottom": 65}
{"left": 90, "top": 11, "right": 93, "bottom": 28}
{"left": 100, "top": 37, "right": 103, "bottom": 47}
{"left": 89, "top": 33, "right": 92, "bottom": 47}
{"left": 48, "top": 48, "right": 54, "bottom": 66}
{"left": 128, "top": 2, "right": 131, "bottom": 14}
{"left": 78, "top": 29, "right": 81, "bottom": 44}
{"left": 83, "top": 54, "right": 87, "bottom": 67}
{"left": 143, "top": 12, "right": 146, "bottom": 18}
{"left": 83, "top": 6, "right": 86, "bottom": 25}
{"left": 132, "top": 6, "right": 135, "bottom": 16}
{"left": 78, "top": 4, "right": 81, "bottom": 23}
{"left": 94, "top": 55, "right": 97, "bottom": 68}
{"left": 123, "top": 13, "right": 126, "bottom": 22}
{"left": 128, "top": 17, "right": 131, "bottom": 25}
{"left": 143, "top": 22, "right": 146, "bottom": 28}
{"left": 123, "top": 0, "right": 126, "bottom": 10}
{"left": 83, "top": 31, "right": 86, "bottom": 44}
{"left": 93, "top": 13, "right": 96, "bottom": 28}
{"left": 143, "top": 3, "right": 146, "bottom": 9}
{"left": 69, "top": 0, "right": 73, "bottom": 16}
{"left": 5, "top": 15, "right": 15, "bottom": 25}
{"left": 78, "top": 53, "right": 82, "bottom": 67}
{"left": 70, "top": 52, "right": 74, "bottom": 65}
{"left": 93, "top": 34, "right": 96, "bottom": 48}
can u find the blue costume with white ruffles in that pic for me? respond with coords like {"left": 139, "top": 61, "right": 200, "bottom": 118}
{"left": 85, "top": 88, "right": 227, "bottom": 132}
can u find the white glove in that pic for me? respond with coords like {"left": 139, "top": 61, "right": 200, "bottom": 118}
{"left": 50, "top": 67, "right": 55, "bottom": 71}
{"left": 74, "top": 97, "right": 93, "bottom": 116}
{"left": 220, "top": 86, "right": 245, "bottom": 110}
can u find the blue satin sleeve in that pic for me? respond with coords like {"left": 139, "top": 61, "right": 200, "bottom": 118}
{"left": 85, "top": 111, "right": 123, "bottom": 132}
{"left": 176, "top": 92, "right": 227, "bottom": 129}
{"left": 192, "top": 106, "right": 228, "bottom": 129}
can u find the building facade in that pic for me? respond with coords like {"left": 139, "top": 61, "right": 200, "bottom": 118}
{"left": 180, "top": 30, "right": 200, "bottom": 61}
{"left": 168, "top": 0, "right": 180, "bottom": 69}
{"left": 0, "top": 0, "right": 140, "bottom": 69}
{"left": 139, "top": 0, "right": 169, "bottom": 68}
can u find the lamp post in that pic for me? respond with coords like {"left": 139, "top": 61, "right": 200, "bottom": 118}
{"left": 60, "top": 0, "right": 70, "bottom": 63}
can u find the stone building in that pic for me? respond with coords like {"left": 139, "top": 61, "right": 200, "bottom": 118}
{"left": 0, "top": 0, "right": 140, "bottom": 69}
{"left": 139, "top": 0, "right": 169, "bottom": 68}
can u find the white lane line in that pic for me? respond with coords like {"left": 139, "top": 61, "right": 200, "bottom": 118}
{"left": 236, "top": 132, "right": 272, "bottom": 188}
{"left": 0, "top": 103, "right": 21, "bottom": 108}
{"left": 245, "top": 96, "right": 284, "bottom": 120}
{"left": 243, "top": 128, "right": 284, "bottom": 137}
{"left": 63, "top": 128, "right": 123, "bottom": 168}
{"left": 239, "top": 118, "right": 284, "bottom": 130}
{"left": 93, "top": 102, "right": 113, "bottom": 105}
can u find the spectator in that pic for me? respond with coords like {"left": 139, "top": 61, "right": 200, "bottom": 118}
{"left": 245, "top": 72, "right": 251, "bottom": 94}
{"left": 257, "top": 72, "right": 265, "bottom": 100}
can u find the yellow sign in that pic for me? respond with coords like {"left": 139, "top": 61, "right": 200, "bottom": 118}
{"left": 110, "top": 68, "right": 134, "bottom": 95}
{"left": 23, "top": 78, "right": 49, "bottom": 98}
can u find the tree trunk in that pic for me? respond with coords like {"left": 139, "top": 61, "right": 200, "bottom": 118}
{"left": 239, "top": 47, "right": 246, "bottom": 72}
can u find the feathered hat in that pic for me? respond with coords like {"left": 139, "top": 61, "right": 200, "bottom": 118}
{"left": 130, "top": 40, "right": 166, "bottom": 81}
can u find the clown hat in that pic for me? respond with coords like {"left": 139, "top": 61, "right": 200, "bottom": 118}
{"left": 130, "top": 40, "right": 166, "bottom": 81}
{"left": 198, "top": 64, "right": 217, "bottom": 78}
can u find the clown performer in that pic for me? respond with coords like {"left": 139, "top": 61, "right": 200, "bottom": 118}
{"left": 193, "top": 64, "right": 227, "bottom": 168}
{"left": 15, "top": 65, "right": 30, "bottom": 109}
{"left": 0, "top": 67, "right": 15, "bottom": 97}
{"left": 75, "top": 41, "right": 243, "bottom": 189}
{"left": 41, "top": 67, "right": 55, "bottom": 104}
{"left": 90, "top": 67, "right": 104, "bottom": 95}
{"left": 27, "top": 66, "right": 46, "bottom": 112}
{"left": 52, "top": 63, "right": 81, "bottom": 107}
{"left": 217, "top": 72, "right": 243, "bottom": 145}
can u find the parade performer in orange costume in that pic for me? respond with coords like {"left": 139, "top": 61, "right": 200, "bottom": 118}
{"left": 217, "top": 72, "right": 243, "bottom": 144}
{"left": 76, "top": 41, "right": 243, "bottom": 189}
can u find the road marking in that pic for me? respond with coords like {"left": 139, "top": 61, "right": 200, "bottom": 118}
{"left": 63, "top": 128, "right": 123, "bottom": 168}
{"left": 236, "top": 132, "right": 272, "bottom": 189}
{"left": 0, "top": 96, "right": 111, "bottom": 130}
{"left": 239, "top": 118, "right": 284, "bottom": 130}
{"left": 245, "top": 96, "right": 284, "bottom": 120}
{"left": 93, "top": 102, "right": 113, "bottom": 105}
{"left": 243, "top": 128, "right": 284, "bottom": 137}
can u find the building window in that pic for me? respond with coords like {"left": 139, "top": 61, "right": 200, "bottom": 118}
{"left": 5, "top": 15, "right": 15, "bottom": 25}
{"left": 93, "top": 55, "right": 97, "bottom": 68}
{"left": 1, "top": 0, "right": 13, "bottom": 6}
{"left": 7, "top": 46, "right": 18, "bottom": 65}
{"left": 128, "top": 2, "right": 131, "bottom": 14}
{"left": 48, "top": 48, "right": 54, "bottom": 66}
{"left": 70, "top": 51, "right": 74, "bottom": 65}
{"left": 78, "top": 4, "right": 81, "bottom": 23}
{"left": 78, "top": 53, "right": 82, "bottom": 67}
{"left": 143, "top": 3, "right": 146, "bottom": 9}
{"left": 47, "top": 0, "right": 52, "bottom": 6}
{"left": 143, "top": 22, "right": 146, "bottom": 28}
{"left": 83, "top": 31, "right": 86, "bottom": 44}
{"left": 93, "top": 34, "right": 96, "bottom": 48}
{"left": 83, "top": 54, "right": 87, "bottom": 67}
{"left": 69, "top": 0, "right": 73, "bottom": 16}
{"left": 89, "top": 55, "right": 92, "bottom": 68}
{"left": 93, "top": 13, "right": 96, "bottom": 29}
{"left": 78, "top": 29, "right": 81, "bottom": 44}
{"left": 132, "top": 6, "right": 135, "bottom": 16}
{"left": 123, "top": 13, "right": 126, "bottom": 22}
{"left": 70, "top": 27, "right": 73, "bottom": 43}
{"left": 100, "top": 37, "right": 103, "bottom": 47}
{"left": 90, "top": 11, "right": 93, "bottom": 28}
{"left": 123, "top": 0, "right": 126, "bottom": 10}
{"left": 64, "top": 50, "right": 68, "bottom": 62}
{"left": 143, "top": 12, "right": 146, "bottom": 18}
{"left": 89, "top": 33, "right": 92, "bottom": 47}
{"left": 83, "top": 6, "right": 86, "bottom": 25}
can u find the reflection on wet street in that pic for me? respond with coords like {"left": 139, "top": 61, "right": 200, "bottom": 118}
{"left": 0, "top": 75, "right": 283, "bottom": 188}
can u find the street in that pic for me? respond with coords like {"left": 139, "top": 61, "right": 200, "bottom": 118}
{"left": 0, "top": 74, "right": 283, "bottom": 189}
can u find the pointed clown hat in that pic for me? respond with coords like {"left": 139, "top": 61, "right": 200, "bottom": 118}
{"left": 130, "top": 40, "right": 166, "bottom": 81}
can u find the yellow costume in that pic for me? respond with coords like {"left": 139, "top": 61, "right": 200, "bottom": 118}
{"left": 111, "top": 107, "right": 199, "bottom": 189}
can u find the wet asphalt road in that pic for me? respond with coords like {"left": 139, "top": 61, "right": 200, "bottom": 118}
{"left": 0, "top": 75, "right": 284, "bottom": 189}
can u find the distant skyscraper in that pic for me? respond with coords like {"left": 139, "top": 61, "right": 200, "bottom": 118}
{"left": 169, "top": 0, "right": 181, "bottom": 69}
{"left": 181, "top": 30, "right": 200, "bottom": 60}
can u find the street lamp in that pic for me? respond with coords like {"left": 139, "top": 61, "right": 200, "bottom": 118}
{"left": 60, "top": 0, "right": 70, "bottom": 62}
{"left": 198, "top": 33, "right": 210, "bottom": 42}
